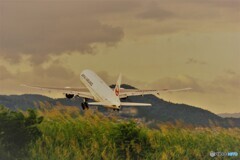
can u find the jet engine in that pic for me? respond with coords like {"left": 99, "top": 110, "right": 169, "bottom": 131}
{"left": 66, "top": 94, "right": 74, "bottom": 99}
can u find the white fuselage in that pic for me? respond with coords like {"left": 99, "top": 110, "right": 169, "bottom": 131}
{"left": 80, "top": 69, "right": 121, "bottom": 108}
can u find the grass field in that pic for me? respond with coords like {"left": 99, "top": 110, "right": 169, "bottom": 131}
{"left": 1, "top": 106, "right": 240, "bottom": 160}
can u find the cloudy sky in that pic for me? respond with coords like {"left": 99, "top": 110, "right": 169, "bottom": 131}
{"left": 0, "top": 0, "right": 239, "bottom": 113}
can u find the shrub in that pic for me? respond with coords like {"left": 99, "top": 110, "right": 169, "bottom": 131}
{"left": 110, "top": 121, "right": 151, "bottom": 159}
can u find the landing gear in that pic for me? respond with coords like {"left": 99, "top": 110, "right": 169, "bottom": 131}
{"left": 113, "top": 108, "right": 120, "bottom": 112}
{"left": 81, "top": 98, "right": 89, "bottom": 110}
{"left": 81, "top": 102, "right": 89, "bottom": 110}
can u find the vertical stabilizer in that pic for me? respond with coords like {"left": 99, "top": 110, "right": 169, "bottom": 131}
{"left": 114, "top": 74, "right": 122, "bottom": 96}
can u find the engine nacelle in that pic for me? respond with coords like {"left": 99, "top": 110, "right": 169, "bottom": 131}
{"left": 66, "top": 94, "right": 74, "bottom": 99}
{"left": 121, "top": 97, "right": 128, "bottom": 100}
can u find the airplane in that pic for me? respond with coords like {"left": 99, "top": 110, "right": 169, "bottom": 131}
{"left": 22, "top": 69, "right": 191, "bottom": 111}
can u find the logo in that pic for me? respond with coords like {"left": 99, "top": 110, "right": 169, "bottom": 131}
{"left": 81, "top": 74, "right": 93, "bottom": 86}
{"left": 209, "top": 151, "right": 238, "bottom": 157}
{"left": 228, "top": 152, "right": 238, "bottom": 157}
{"left": 115, "top": 87, "right": 119, "bottom": 96}
{"left": 210, "top": 151, "right": 216, "bottom": 157}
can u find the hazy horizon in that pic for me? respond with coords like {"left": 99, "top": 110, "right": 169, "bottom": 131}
{"left": 0, "top": 0, "right": 239, "bottom": 113}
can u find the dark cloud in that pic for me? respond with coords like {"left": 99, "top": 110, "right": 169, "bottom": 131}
{"left": 0, "top": 0, "right": 239, "bottom": 65}
{"left": 186, "top": 58, "right": 207, "bottom": 65}
{"left": 0, "top": 1, "right": 124, "bottom": 64}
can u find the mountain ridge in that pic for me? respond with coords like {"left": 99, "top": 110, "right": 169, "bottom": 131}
{"left": 0, "top": 84, "right": 239, "bottom": 127}
{"left": 218, "top": 112, "right": 240, "bottom": 118}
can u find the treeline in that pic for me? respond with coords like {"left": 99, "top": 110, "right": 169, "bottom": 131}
{"left": 0, "top": 105, "right": 43, "bottom": 159}
{"left": 0, "top": 105, "right": 240, "bottom": 160}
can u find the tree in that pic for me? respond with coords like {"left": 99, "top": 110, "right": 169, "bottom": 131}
{"left": 0, "top": 105, "right": 43, "bottom": 159}
{"left": 110, "top": 121, "right": 150, "bottom": 159}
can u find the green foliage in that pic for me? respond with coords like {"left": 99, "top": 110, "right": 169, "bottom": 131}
{"left": 110, "top": 121, "right": 151, "bottom": 159}
{"left": 0, "top": 105, "right": 43, "bottom": 160}
{"left": 0, "top": 106, "right": 240, "bottom": 160}
{"left": 28, "top": 107, "right": 240, "bottom": 160}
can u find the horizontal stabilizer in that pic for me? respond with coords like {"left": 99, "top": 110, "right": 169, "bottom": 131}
{"left": 120, "top": 102, "right": 151, "bottom": 106}
{"left": 88, "top": 102, "right": 111, "bottom": 106}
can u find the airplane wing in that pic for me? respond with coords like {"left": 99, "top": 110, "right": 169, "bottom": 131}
{"left": 119, "top": 88, "right": 192, "bottom": 98}
{"left": 21, "top": 84, "right": 94, "bottom": 99}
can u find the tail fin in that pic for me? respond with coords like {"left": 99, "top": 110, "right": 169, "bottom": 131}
{"left": 114, "top": 73, "right": 122, "bottom": 96}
